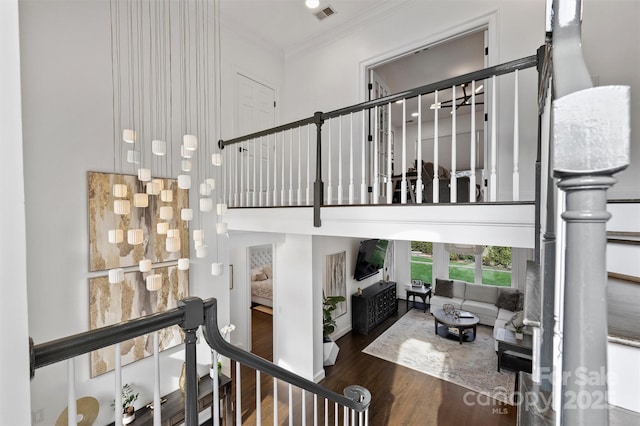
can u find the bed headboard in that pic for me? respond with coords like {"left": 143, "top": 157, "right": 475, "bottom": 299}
{"left": 250, "top": 246, "right": 272, "bottom": 269}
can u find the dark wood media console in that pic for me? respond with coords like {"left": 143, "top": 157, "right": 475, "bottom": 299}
{"left": 352, "top": 281, "right": 397, "bottom": 335}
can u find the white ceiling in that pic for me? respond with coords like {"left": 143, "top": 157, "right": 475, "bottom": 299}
{"left": 220, "top": 0, "right": 398, "bottom": 53}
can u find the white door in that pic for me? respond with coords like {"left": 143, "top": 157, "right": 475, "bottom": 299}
{"left": 235, "top": 73, "right": 275, "bottom": 205}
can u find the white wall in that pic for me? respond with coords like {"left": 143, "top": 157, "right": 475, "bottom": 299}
{"left": 282, "top": 0, "right": 640, "bottom": 201}
{"left": 18, "top": 1, "right": 284, "bottom": 424}
{"left": 0, "top": 0, "right": 32, "bottom": 423}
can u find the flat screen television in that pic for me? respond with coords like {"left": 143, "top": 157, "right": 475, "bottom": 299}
{"left": 354, "top": 239, "right": 389, "bottom": 281}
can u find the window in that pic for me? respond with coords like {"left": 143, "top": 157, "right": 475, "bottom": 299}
{"left": 448, "top": 245, "right": 512, "bottom": 287}
{"left": 410, "top": 241, "right": 432, "bottom": 284}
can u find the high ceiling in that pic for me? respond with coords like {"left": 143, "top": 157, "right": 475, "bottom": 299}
{"left": 220, "top": 0, "right": 396, "bottom": 53}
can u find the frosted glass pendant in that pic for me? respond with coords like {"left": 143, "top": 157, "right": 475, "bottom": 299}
{"left": 216, "top": 222, "right": 228, "bottom": 234}
{"left": 205, "top": 178, "right": 215, "bottom": 189}
{"left": 196, "top": 245, "right": 208, "bottom": 258}
{"left": 181, "top": 159, "right": 192, "bottom": 172}
{"left": 194, "top": 240, "right": 204, "bottom": 249}
{"left": 157, "top": 222, "right": 169, "bottom": 234}
{"left": 139, "top": 259, "right": 152, "bottom": 272}
{"left": 181, "top": 145, "right": 193, "bottom": 159}
{"left": 216, "top": 203, "right": 228, "bottom": 215}
{"left": 152, "top": 140, "right": 166, "bottom": 156}
{"left": 108, "top": 268, "right": 125, "bottom": 284}
{"left": 114, "top": 199, "right": 131, "bottom": 215}
{"left": 160, "top": 189, "right": 173, "bottom": 202}
{"left": 127, "top": 229, "right": 143, "bottom": 245}
{"left": 126, "top": 150, "right": 140, "bottom": 164}
{"left": 159, "top": 206, "right": 173, "bottom": 220}
{"left": 146, "top": 274, "right": 162, "bottom": 291}
{"left": 133, "top": 193, "right": 149, "bottom": 208}
{"left": 193, "top": 229, "right": 204, "bottom": 241}
{"left": 211, "top": 263, "right": 223, "bottom": 276}
{"left": 122, "top": 129, "right": 136, "bottom": 143}
{"left": 211, "top": 153, "right": 222, "bottom": 166}
{"left": 167, "top": 229, "right": 180, "bottom": 238}
{"left": 146, "top": 180, "right": 161, "bottom": 195}
{"left": 177, "top": 175, "right": 191, "bottom": 189}
{"left": 112, "top": 184, "right": 127, "bottom": 198}
{"left": 183, "top": 134, "right": 198, "bottom": 151}
{"left": 178, "top": 258, "right": 190, "bottom": 270}
{"left": 199, "top": 183, "right": 211, "bottom": 196}
{"left": 181, "top": 208, "right": 193, "bottom": 221}
{"left": 138, "top": 168, "right": 151, "bottom": 182}
{"left": 200, "top": 198, "right": 213, "bottom": 212}
{"left": 166, "top": 237, "right": 181, "bottom": 252}
{"left": 152, "top": 178, "right": 164, "bottom": 191}
{"left": 108, "top": 229, "right": 123, "bottom": 244}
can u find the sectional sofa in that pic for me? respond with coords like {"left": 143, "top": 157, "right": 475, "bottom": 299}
{"left": 429, "top": 278, "right": 524, "bottom": 330}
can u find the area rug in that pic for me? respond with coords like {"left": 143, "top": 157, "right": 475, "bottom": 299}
{"left": 362, "top": 309, "right": 515, "bottom": 404}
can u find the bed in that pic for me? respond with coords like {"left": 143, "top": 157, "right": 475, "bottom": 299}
{"left": 250, "top": 248, "right": 273, "bottom": 307}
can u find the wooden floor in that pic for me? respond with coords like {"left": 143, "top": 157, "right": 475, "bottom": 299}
{"left": 232, "top": 303, "right": 517, "bottom": 425}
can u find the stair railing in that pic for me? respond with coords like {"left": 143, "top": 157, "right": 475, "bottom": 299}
{"left": 30, "top": 297, "right": 371, "bottom": 425}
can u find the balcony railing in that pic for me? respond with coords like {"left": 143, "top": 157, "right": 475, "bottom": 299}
{"left": 218, "top": 52, "right": 541, "bottom": 226}
{"left": 30, "top": 297, "right": 371, "bottom": 425}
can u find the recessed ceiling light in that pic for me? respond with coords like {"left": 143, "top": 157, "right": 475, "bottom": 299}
{"left": 306, "top": 0, "right": 320, "bottom": 9}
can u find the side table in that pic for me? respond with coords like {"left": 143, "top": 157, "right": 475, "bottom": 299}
{"left": 405, "top": 285, "right": 432, "bottom": 313}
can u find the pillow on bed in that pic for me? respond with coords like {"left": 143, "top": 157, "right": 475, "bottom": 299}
{"left": 250, "top": 267, "right": 264, "bottom": 281}
{"left": 263, "top": 265, "right": 272, "bottom": 278}
{"left": 253, "top": 272, "right": 268, "bottom": 281}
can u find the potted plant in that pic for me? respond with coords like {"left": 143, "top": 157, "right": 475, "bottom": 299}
{"left": 112, "top": 383, "right": 139, "bottom": 425}
{"left": 323, "top": 292, "right": 345, "bottom": 366}
{"left": 514, "top": 324, "right": 525, "bottom": 340}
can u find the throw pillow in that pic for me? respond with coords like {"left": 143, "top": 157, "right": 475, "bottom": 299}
{"left": 434, "top": 278, "right": 453, "bottom": 298}
{"left": 253, "top": 272, "right": 268, "bottom": 281}
{"left": 262, "top": 265, "right": 273, "bottom": 278}
{"left": 515, "top": 292, "right": 525, "bottom": 312}
{"left": 506, "top": 311, "right": 525, "bottom": 329}
{"left": 495, "top": 288, "right": 520, "bottom": 311}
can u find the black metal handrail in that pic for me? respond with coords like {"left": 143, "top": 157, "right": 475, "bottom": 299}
{"left": 30, "top": 297, "right": 370, "bottom": 424}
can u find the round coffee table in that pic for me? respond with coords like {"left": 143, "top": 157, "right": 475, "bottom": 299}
{"left": 432, "top": 308, "right": 479, "bottom": 344}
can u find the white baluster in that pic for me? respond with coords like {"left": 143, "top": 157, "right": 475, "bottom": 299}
{"left": 343, "top": 406, "right": 348, "bottom": 425}
{"left": 373, "top": 105, "right": 379, "bottom": 204}
{"left": 490, "top": 74, "right": 497, "bottom": 201}
{"left": 236, "top": 362, "right": 242, "bottom": 426}
{"left": 213, "top": 350, "right": 220, "bottom": 426}
{"left": 289, "top": 131, "right": 294, "bottom": 206}
{"left": 327, "top": 120, "right": 333, "bottom": 205}
{"left": 259, "top": 136, "right": 263, "bottom": 206}
{"left": 266, "top": 134, "right": 271, "bottom": 206}
{"left": 433, "top": 90, "right": 439, "bottom": 203}
{"left": 273, "top": 133, "right": 278, "bottom": 205}
{"left": 416, "top": 94, "right": 423, "bottom": 203}
{"left": 115, "top": 343, "right": 122, "bottom": 426}
{"left": 288, "top": 384, "right": 293, "bottom": 426}
{"left": 360, "top": 111, "right": 367, "bottom": 204}
{"left": 256, "top": 371, "right": 261, "bottom": 426}
{"left": 253, "top": 139, "right": 257, "bottom": 206}
{"left": 324, "top": 398, "right": 328, "bottom": 426}
{"left": 365, "top": 408, "right": 369, "bottom": 426}
{"left": 297, "top": 127, "right": 302, "bottom": 205}
{"left": 470, "top": 81, "right": 477, "bottom": 203}
{"left": 349, "top": 113, "right": 355, "bottom": 205}
{"left": 301, "top": 390, "right": 306, "bottom": 426}
{"left": 274, "top": 379, "right": 279, "bottom": 425}
{"left": 234, "top": 141, "right": 239, "bottom": 207}
{"left": 513, "top": 69, "right": 520, "bottom": 201}
{"left": 386, "top": 102, "right": 393, "bottom": 204}
{"left": 338, "top": 117, "right": 343, "bottom": 205}
{"left": 313, "top": 394, "right": 318, "bottom": 426}
{"left": 67, "top": 359, "right": 76, "bottom": 426}
{"left": 281, "top": 132, "right": 286, "bottom": 206}
{"left": 335, "top": 402, "right": 339, "bottom": 426}
{"left": 306, "top": 125, "right": 311, "bottom": 206}
{"left": 401, "top": 100, "right": 407, "bottom": 204}
{"left": 451, "top": 85, "right": 458, "bottom": 203}
{"left": 246, "top": 141, "right": 250, "bottom": 206}
{"left": 153, "top": 332, "right": 161, "bottom": 426}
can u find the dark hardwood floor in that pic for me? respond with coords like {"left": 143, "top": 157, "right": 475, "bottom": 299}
{"left": 233, "top": 302, "right": 517, "bottom": 425}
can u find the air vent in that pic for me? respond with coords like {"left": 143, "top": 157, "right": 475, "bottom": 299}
{"left": 314, "top": 5, "right": 336, "bottom": 21}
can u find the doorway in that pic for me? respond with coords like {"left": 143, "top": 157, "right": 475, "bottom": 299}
{"left": 248, "top": 244, "right": 274, "bottom": 360}
{"left": 366, "top": 29, "right": 487, "bottom": 197}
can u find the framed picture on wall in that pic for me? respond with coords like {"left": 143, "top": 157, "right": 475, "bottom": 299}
{"left": 325, "top": 251, "right": 347, "bottom": 318}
